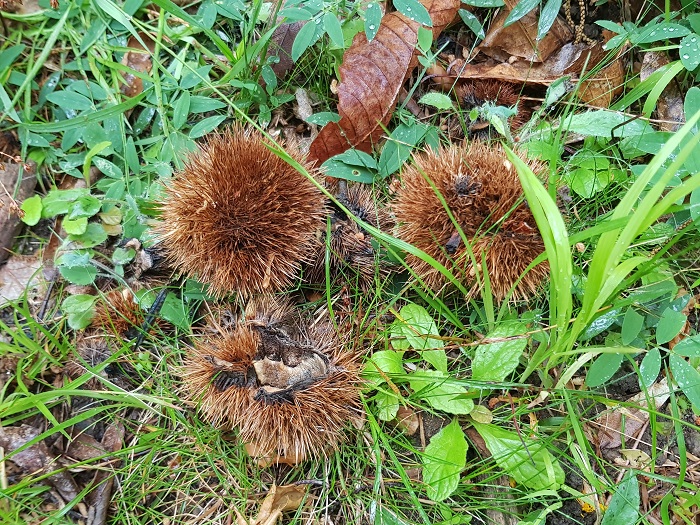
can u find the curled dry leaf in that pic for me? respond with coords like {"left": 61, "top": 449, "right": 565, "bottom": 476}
{"left": 477, "top": 0, "right": 572, "bottom": 63}
{"left": 121, "top": 33, "right": 156, "bottom": 98}
{"left": 235, "top": 483, "right": 307, "bottom": 525}
{"left": 309, "top": 0, "right": 460, "bottom": 164}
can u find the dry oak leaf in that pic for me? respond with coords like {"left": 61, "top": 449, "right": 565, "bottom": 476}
{"left": 309, "top": 0, "right": 460, "bottom": 164}
{"left": 477, "top": 0, "right": 572, "bottom": 63}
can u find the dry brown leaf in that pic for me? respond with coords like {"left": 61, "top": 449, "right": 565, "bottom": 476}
{"left": 120, "top": 33, "right": 156, "bottom": 98}
{"left": 244, "top": 441, "right": 306, "bottom": 467}
{"left": 0, "top": 424, "right": 80, "bottom": 502}
{"left": 237, "top": 484, "right": 308, "bottom": 525}
{"left": 309, "top": 0, "right": 460, "bottom": 164}
{"left": 577, "top": 31, "right": 626, "bottom": 108}
{"left": 640, "top": 51, "right": 684, "bottom": 131}
{"left": 267, "top": 21, "right": 305, "bottom": 79}
{"left": 453, "top": 40, "right": 607, "bottom": 86}
{"left": 395, "top": 406, "right": 420, "bottom": 436}
{"left": 596, "top": 378, "right": 670, "bottom": 450}
{"left": 478, "top": 0, "right": 572, "bottom": 63}
{"left": 0, "top": 255, "right": 44, "bottom": 306}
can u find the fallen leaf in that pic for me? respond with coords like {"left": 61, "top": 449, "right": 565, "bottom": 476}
{"left": 639, "top": 51, "right": 684, "bottom": 131}
{"left": 0, "top": 424, "right": 80, "bottom": 502}
{"left": 395, "top": 405, "right": 420, "bottom": 436}
{"left": 120, "top": 33, "right": 156, "bottom": 98}
{"left": 577, "top": 31, "right": 626, "bottom": 108}
{"left": 309, "top": 0, "right": 460, "bottom": 164}
{"left": 244, "top": 441, "right": 306, "bottom": 467}
{"left": 236, "top": 484, "right": 308, "bottom": 525}
{"left": 0, "top": 255, "right": 44, "bottom": 306}
{"left": 267, "top": 21, "right": 305, "bottom": 79}
{"left": 478, "top": 0, "right": 572, "bottom": 63}
{"left": 596, "top": 377, "right": 670, "bottom": 449}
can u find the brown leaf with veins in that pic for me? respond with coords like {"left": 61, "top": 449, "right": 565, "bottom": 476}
{"left": 121, "top": 33, "right": 156, "bottom": 98}
{"left": 478, "top": 0, "right": 572, "bottom": 63}
{"left": 309, "top": 0, "right": 460, "bottom": 164}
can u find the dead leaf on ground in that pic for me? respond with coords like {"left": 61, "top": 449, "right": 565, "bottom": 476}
{"left": 395, "top": 406, "right": 420, "bottom": 436}
{"left": 0, "top": 160, "right": 37, "bottom": 265}
{"left": 451, "top": 40, "right": 606, "bottom": 86}
{"left": 308, "top": 0, "right": 460, "bottom": 164}
{"left": 0, "top": 424, "right": 80, "bottom": 502}
{"left": 577, "top": 31, "right": 626, "bottom": 108}
{"left": 477, "top": 0, "right": 572, "bottom": 63}
{"left": 267, "top": 21, "right": 305, "bottom": 79}
{"left": 640, "top": 51, "right": 685, "bottom": 131}
{"left": 596, "top": 377, "right": 670, "bottom": 450}
{"left": 0, "top": 255, "right": 44, "bottom": 306}
{"left": 121, "top": 33, "right": 156, "bottom": 98}
{"left": 235, "top": 483, "right": 308, "bottom": 525}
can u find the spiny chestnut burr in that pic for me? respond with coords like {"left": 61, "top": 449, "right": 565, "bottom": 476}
{"left": 456, "top": 80, "right": 531, "bottom": 135}
{"left": 155, "top": 127, "right": 326, "bottom": 299}
{"left": 182, "top": 296, "right": 362, "bottom": 463}
{"left": 307, "top": 181, "right": 393, "bottom": 287}
{"left": 392, "top": 142, "right": 549, "bottom": 302}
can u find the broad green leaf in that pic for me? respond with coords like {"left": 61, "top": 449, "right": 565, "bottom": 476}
{"left": 394, "top": 0, "right": 432, "bottom": 26}
{"left": 418, "top": 92, "right": 454, "bottom": 110}
{"left": 46, "top": 90, "right": 93, "bottom": 111}
{"left": 473, "top": 422, "right": 564, "bottom": 491}
{"left": 56, "top": 252, "right": 97, "bottom": 285}
{"left": 364, "top": 1, "right": 382, "bottom": 41}
{"left": 323, "top": 149, "right": 378, "bottom": 183}
{"left": 601, "top": 472, "right": 639, "bottom": 525}
{"left": 459, "top": 9, "right": 485, "bottom": 39}
{"left": 680, "top": 33, "right": 700, "bottom": 71}
{"left": 172, "top": 90, "right": 191, "bottom": 131}
{"left": 672, "top": 335, "right": 700, "bottom": 357}
{"left": 292, "top": 20, "right": 322, "bottom": 61}
{"left": 189, "top": 115, "right": 227, "bottom": 139}
{"left": 61, "top": 294, "right": 97, "bottom": 330}
{"left": 305, "top": 112, "right": 340, "bottom": 126}
{"left": 621, "top": 308, "right": 644, "bottom": 345}
{"left": 422, "top": 419, "right": 467, "bottom": 501}
{"left": 409, "top": 370, "right": 474, "bottom": 415}
{"left": 585, "top": 352, "right": 624, "bottom": 387}
{"left": 159, "top": 292, "right": 189, "bottom": 329}
{"left": 392, "top": 303, "right": 447, "bottom": 372}
{"left": 632, "top": 22, "right": 689, "bottom": 44}
{"left": 378, "top": 122, "right": 429, "bottom": 178}
{"left": 462, "top": 0, "right": 503, "bottom": 6}
{"left": 20, "top": 195, "right": 42, "bottom": 226}
{"left": 639, "top": 348, "right": 661, "bottom": 389}
{"left": 537, "top": 0, "right": 561, "bottom": 41}
{"left": 375, "top": 390, "right": 400, "bottom": 421}
{"left": 472, "top": 321, "right": 527, "bottom": 382}
{"left": 364, "top": 350, "right": 405, "bottom": 386}
{"left": 63, "top": 217, "right": 88, "bottom": 235}
{"left": 323, "top": 12, "right": 345, "bottom": 48}
{"left": 561, "top": 110, "right": 653, "bottom": 138}
{"left": 656, "top": 307, "right": 687, "bottom": 345}
{"left": 670, "top": 354, "right": 700, "bottom": 411}
{"left": 68, "top": 223, "right": 109, "bottom": 248}
{"left": 504, "top": 0, "right": 538, "bottom": 27}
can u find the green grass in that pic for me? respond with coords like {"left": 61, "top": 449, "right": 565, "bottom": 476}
{"left": 2, "top": 0, "right": 700, "bottom": 523}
